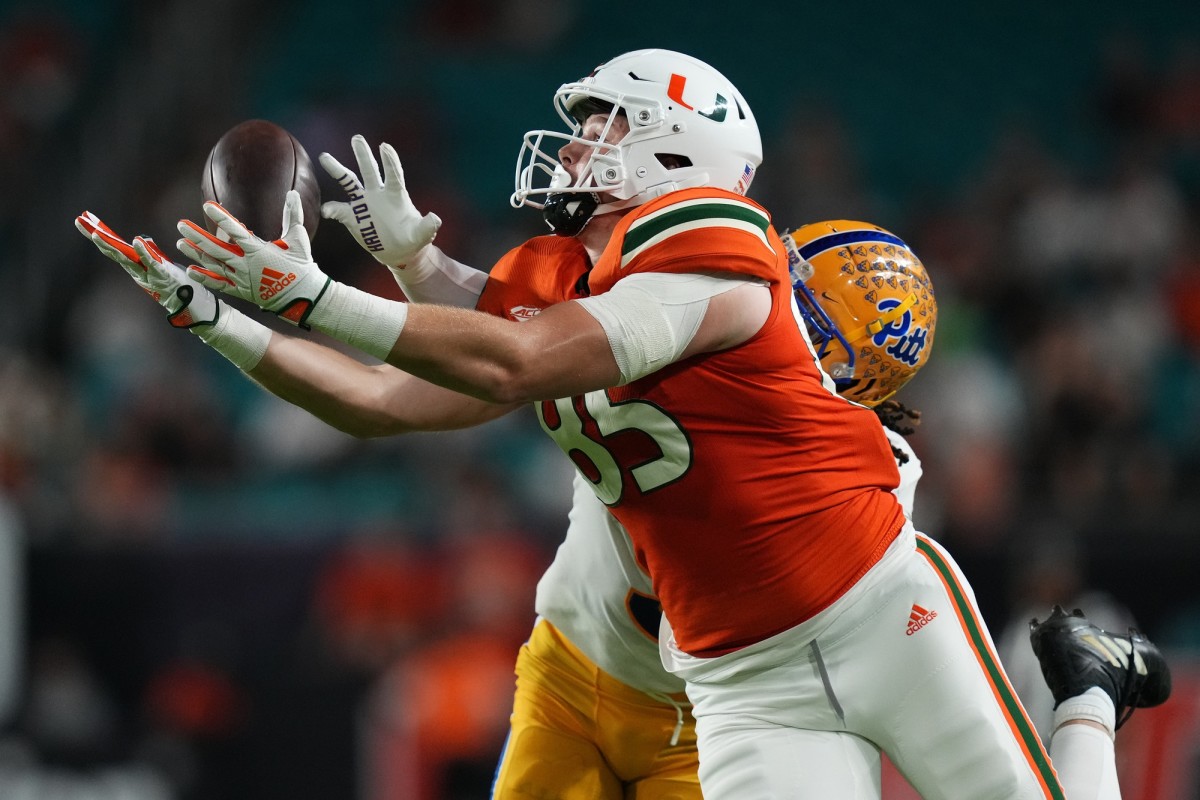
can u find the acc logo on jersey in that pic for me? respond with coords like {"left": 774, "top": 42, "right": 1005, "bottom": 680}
{"left": 872, "top": 297, "right": 929, "bottom": 367}
{"left": 508, "top": 306, "right": 542, "bottom": 321}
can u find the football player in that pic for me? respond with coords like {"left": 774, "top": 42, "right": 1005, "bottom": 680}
{"left": 77, "top": 48, "right": 1166, "bottom": 798}
{"left": 341, "top": 212, "right": 938, "bottom": 800}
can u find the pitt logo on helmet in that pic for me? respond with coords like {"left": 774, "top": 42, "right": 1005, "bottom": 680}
{"left": 783, "top": 221, "right": 937, "bottom": 408}
{"left": 873, "top": 296, "right": 930, "bottom": 368}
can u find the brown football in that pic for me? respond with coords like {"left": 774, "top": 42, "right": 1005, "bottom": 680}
{"left": 200, "top": 119, "right": 321, "bottom": 241}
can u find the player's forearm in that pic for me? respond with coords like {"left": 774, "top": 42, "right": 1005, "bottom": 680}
{"left": 247, "top": 332, "right": 514, "bottom": 435}
{"left": 385, "top": 301, "right": 622, "bottom": 404}
{"left": 290, "top": 281, "right": 532, "bottom": 404}
{"left": 244, "top": 333, "right": 412, "bottom": 437}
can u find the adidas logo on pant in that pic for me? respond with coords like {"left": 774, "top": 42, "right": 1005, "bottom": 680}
{"left": 906, "top": 603, "right": 937, "bottom": 636}
{"left": 259, "top": 267, "right": 296, "bottom": 301}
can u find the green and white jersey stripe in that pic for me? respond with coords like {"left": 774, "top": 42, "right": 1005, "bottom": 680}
{"left": 621, "top": 197, "right": 772, "bottom": 268}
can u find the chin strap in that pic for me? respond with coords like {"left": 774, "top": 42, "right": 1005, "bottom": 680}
{"left": 543, "top": 192, "right": 599, "bottom": 236}
{"left": 542, "top": 188, "right": 665, "bottom": 236}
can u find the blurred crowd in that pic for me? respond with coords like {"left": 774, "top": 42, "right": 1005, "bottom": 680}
{"left": 1, "top": 1, "right": 1199, "bottom": 798}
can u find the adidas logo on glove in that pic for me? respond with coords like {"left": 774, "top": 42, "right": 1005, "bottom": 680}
{"left": 259, "top": 267, "right": 297, "bottom": 301}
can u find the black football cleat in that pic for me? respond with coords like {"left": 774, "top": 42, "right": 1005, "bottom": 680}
{"left": 1029, "top": 604, "right": 1171, "bottom": 729}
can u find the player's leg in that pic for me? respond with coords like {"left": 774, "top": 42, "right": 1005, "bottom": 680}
{"left": 1029, "top": 606, "right": 1172, "bottom": 800}
{"left": 1044, "top": 698, "right": 1121, "bottom": 800}
{"left": 662, "top": 525, "right": 1051, "bottom": 799}
{"left": 662, "top": 604, "right": 878, "bottom": 796}
{"left": 664, "top": 606, "right": 884, "bottom": 798}
{"left": 597, "top": 692, "right": 701, "bottom": 800}
{"left": 555, "top": 629, "right": 701, "bottom": 800}
{"left": 693, "top": 714, "right": 880, "bottom": 800}
{"left": 626, "top": 755, "right": 702, "bottom": 800}
{"left": 841, "top": 532, "right": 1064, "bottom": 800}
{"left": 491, "top": 619, "right": 623, "bottom": 800}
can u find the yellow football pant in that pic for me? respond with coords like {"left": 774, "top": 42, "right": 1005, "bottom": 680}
{"left": 491, "top": 619, "right": 700, "bottom": 800}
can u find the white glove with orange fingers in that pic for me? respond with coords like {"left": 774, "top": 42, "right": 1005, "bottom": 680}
{"left": 76, "top": 211, "right": 219, "bottom": 328}
{"left": 74, "top": 211, "right": 271, "bottom": 370}
{"left": 177, "top": 190, "right": 411, "bottom": 362}
{"left": 318, "top": 135, "right": 441, "bottom": 268}
{"left": 178, "top": 190, "right": 332, "bottom": 329}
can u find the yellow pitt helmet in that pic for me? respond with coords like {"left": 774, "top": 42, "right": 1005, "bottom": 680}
{"left": 782, "top": 220, "right": 936, "bottom": 407}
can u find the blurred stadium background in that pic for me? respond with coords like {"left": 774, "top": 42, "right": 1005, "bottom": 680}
{"left": 2, "top": 0, "right": 1200, "bottom": 797}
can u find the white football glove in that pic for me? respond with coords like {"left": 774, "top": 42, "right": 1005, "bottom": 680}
{"left": 176, "top": 190, "right": 331, "bottom": 329}
{"left": 318, "top": 135, "right": 441, "bottom": 268}
{"left": 75, "top": 211, "right": 220, "bottom": 328}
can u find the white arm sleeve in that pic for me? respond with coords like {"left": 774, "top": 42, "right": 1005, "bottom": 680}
{"left": 575, "top": 272, "right": 758, "bottom": 384}
{"left": 387, "top": 245, "right": 488, "bottom": 308}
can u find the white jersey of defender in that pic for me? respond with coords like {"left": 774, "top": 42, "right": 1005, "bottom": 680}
{"left": 534, "top": 472, "right": 683, "bottom": 694}
{"left": 535, "top": 428, "right": 920, "bottom": 696}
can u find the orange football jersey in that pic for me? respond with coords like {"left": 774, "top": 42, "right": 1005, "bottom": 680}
{"left": 483, "top": 188, "right": 905, "bottom": 656}
{"left": 477, "top": 234, "right": 592, "bottom": 316}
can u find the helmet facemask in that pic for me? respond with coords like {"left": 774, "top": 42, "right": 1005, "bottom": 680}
{"left": 513, "top": 88, "right": 692, "bottom": 234}
{"left": 787, "top": 249, "right": 859, "bottom": 383}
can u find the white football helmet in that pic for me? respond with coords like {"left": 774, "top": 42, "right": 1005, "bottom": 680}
{"left": 512, "top": 49, "right": 762, "bottom": 234}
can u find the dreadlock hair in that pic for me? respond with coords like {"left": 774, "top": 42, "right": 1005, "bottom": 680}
{"left": 873, "top": 399, "right": 921, "bottom": 465}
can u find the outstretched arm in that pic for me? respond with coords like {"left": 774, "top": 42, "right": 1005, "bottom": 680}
{"left": 385, "top": 299, "right": 622, "bottom": 404}
{"left": 76, "top": 212, "right": 517, "bottom": 436}
{"left": 178, "top": 190, "right": 770, "bottom": 404}
{"left": 375, "top": 271, "right": 769, "bottom": 404}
